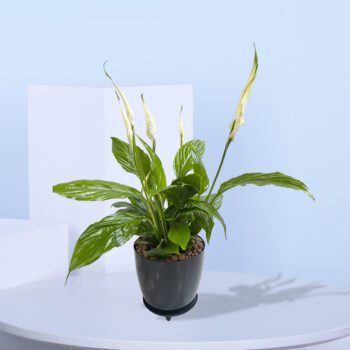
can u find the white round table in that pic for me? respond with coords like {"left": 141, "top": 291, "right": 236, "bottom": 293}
{"left": 0, "top": 272, "right": 350, "bottom": 350}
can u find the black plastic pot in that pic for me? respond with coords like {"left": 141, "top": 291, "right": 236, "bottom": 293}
{"left": 134, "top": 237, "right": 205, "bottom": 320}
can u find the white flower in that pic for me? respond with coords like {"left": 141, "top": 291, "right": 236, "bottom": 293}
{"left": 104, "top": 61, "right": 134, "bottom": 127}
{"left": 229, "top": 46, "right": 258, "bottom": 140}
{"left": 115, "top": 92, "right": 133, "bottom": 143}
{"left": 141, "top": 94, "right": 157, "bottom": 144}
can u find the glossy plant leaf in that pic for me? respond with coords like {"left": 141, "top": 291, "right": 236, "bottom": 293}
{"left": 53, "top": 180, "right": 141, "bottom": 201}
{"left": 132, "top": 143, "right": 152, "bottom": 183}
{"left": 162, "top": 241, "right": 180, "bottom": 255}
{"left": 135, "top": 221, "right": 154, "bottom": 237}
{"left": 111, "top": 137, "right": 137, "bottom": 174}
{"left": 190, "top": 211, "right": 214, "bottom": 243}
{"left": 111, "top": 137, "right": 151, "bottom": 178}
{"left": 112, "top": 201, "right": 147, "bottom": 215}
{"left": 189, "top": 200, "right": 227, "bottom": 238}
{"left": 146, "top": 248, "right": 172, "bottom": 258}
{"left": 138, "top": 136, "right": 166, "bottom": 190}
{"left": 161, "top": 184, "right": 198, "bottom": 207}
{"left": 205, "top": 193, "right": 224, "bottom": 210}
{"left": 68, "top": 210, "right": 143, "bottom": 277}
{"left": 173, "top": 140, "right": 205, "bottom": 177}
{"left": 191, "top": 151, "right": 209, "bottom": 193}
{"left": 218, "top": 172, "right": 315, "bottom": 200}
{"left": 172, "top": 174, "right": 201, "bottom": 192}
{"left": 168, "top": 221, "right": 191, "bottom": 250}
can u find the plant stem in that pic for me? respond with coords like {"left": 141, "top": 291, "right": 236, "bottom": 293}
{"left": 207, "top": 138, "right": 231, "bottom": 199}
{"left": 154, "top": 195, "right": 168, "bottom": 244}
{"left": 131, "top": 132, "right": 162, "bottom": 241}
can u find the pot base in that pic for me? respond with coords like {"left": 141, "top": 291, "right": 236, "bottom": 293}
{"left": 143, "top": 294, "right": 198, "bottom": 321}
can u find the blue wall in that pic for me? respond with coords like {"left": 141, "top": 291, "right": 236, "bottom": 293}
{"left": 1, "top": 0, "right": 349, "bottom": 285}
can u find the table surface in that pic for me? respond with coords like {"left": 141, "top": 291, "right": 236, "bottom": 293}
{"left": 1, "top": 272, "right": 350, "bottom": 350}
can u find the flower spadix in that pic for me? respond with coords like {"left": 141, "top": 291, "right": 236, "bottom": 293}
{"left": 229, "top": 46, "right": 258, "bottom": 141}
{"left": 141, "top": 94, "right": 157, "bottom": 146}
{"left": 103, "top": 61, "right": 135, "bottom": 127}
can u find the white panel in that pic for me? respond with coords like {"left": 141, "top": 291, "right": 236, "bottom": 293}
{"left": 28, "top": 85, "right": 107, "bottom": 274}
{"left": 28, "top": 84, "right": 193, "bottom": 274}
{"left": 0, "top": 219, "right": 68, "bottom": 290}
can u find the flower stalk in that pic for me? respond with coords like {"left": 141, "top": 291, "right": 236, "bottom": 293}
{"left": 179, "top": 105, "right": 184, "bottom": 147}
{"left": 207, "top": 46, "right": 258, "bottom": 199}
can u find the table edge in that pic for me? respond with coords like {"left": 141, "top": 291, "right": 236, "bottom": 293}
{"left": 1, "top": 319, "right": 350, "bottom": 350}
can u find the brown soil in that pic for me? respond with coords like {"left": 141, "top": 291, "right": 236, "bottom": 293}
{"left": 135, "top": 236, "right": 204, "bottom": 262}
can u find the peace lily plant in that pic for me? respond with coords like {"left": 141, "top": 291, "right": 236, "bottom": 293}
{"left": 53, "top": 47, "right": 314, "bottom": 287}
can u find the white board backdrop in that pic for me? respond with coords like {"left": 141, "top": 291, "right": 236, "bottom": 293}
{"left": 28, "top": 84, "right": 193, "bottom": 274}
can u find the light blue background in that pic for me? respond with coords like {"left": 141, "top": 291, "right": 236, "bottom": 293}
{"left": 1, "top": 0, "right": 349, "bottom": 285}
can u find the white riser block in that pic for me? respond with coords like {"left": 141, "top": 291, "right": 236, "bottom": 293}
{"left": 0, "top": 219, "right": 68, "bottom": 290}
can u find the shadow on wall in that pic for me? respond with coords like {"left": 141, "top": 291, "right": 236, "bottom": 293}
{"left": 179, "top": 274, "right": 350, "bottom": 320}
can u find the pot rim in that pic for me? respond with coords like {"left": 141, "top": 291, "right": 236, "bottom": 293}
{"left": 134, "top": 234, "right": 205, "bottom": 263}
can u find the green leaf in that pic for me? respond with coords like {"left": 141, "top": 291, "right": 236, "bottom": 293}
{"left": 217, "top": 172, "right": 315, "bottom": 200}
{"left": 162, "top": 184, "right": 198, "bottom": 207}
{"left": 133, "top": 143, "right": 152, "bottom": 182}
{"left": 135, "top": 221, "right": 154, "bottom": 237}
{"left": 190, "top": 212, "right": 214, "bottom": 242}
{"left": 162, "top": 241, "right": 180, "bottom": 255}
{"left": 168, "top": 221, "right": 190, "bottom": 250}
{"left": 111, "top": 137, "right": 150, "bottom": 178}
{"left": 173, "top": 140, "right": 205, "bottom": 177}
{"left": 146, "top": 248, "right": 172, "bottom": 258}
{"left": 112, "top": 201, "right": 147, "bottom": 215}
{"left": 205, "top": 193, "right": 224, "bottom": 210}
{"left": 192, "top": 151, "right": 209, "bottom": 193}
{"left": 172, "top": 174, "right": 201, "bottom": 192}
{"left": 190, "top": 200, "right": 227, "bottom": 238}
{"left": 53, "top": 180, "right": 141, "bottom": 201}
{"left": 68, "top": 211, "right": 143, "bottom": 276}
{"left": 138, "top": 136, "right": 167, "bottom": 190}
{"left": 111, "top": 137, "right": 137, "bottom": 174}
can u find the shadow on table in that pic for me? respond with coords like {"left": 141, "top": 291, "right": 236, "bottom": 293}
{"left": 179, "top": 274, "right": 350, "bottom": 320}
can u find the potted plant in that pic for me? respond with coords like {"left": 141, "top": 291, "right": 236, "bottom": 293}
{"left": 53, "top": 47, "right": 314, "bottom": 320}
